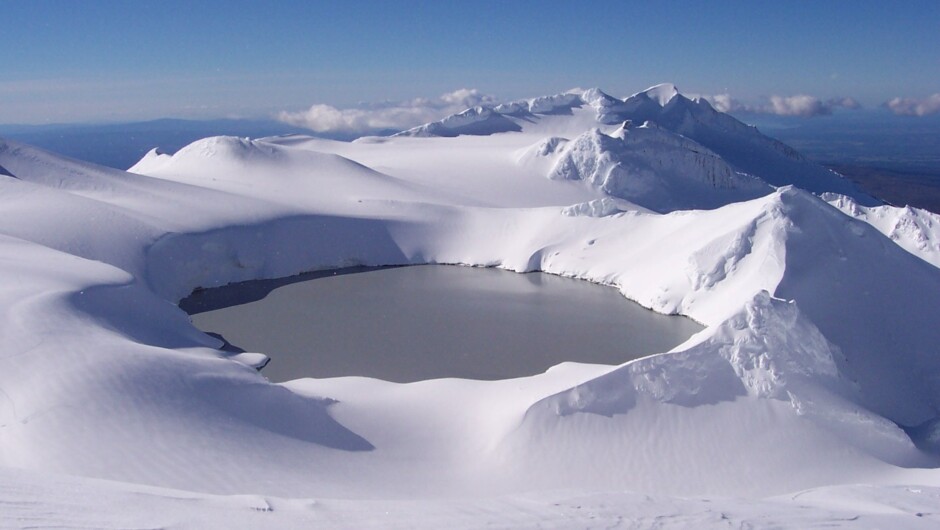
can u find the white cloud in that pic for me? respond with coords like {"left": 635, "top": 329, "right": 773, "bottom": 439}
{"left": 767, "top": 95, "right": 831, "bottom": 117}
{"left": 827, "top": 96, "right": 861, "bottom": 110}
{"left": 694, "top": 93, "right": 861, "bottom": 117}
{"left": 277, "top": 89, "right": 499, "bottom": 134}
{"left": 697, "top": 93, "right": 742, "bottom": 113}
{"left": 884, "top": 93, "right": 940, "bottom": 116}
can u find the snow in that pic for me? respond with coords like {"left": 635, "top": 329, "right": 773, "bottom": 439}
{"left": 385, "top": 84, "right": 879, "bottom": 206}
{"left": 1, "top": 84, "right": 940, "bottom": 527}
{"left": 825, "top": 192, "right": 940, "bottom": 268}
{"left": 394, "top": 106, "right": 522, "bottom": 137}
{"left": 2, "top": 466, "right": 939, "bottom": 529}
{"left": 640, "top": 82, "right": 681, "bottom": 106}
{"left": 542, "top": 122, "right": 772, "bottom": 212}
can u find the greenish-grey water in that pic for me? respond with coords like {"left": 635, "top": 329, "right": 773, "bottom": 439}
{"left": 183, "top": 265, "right": 703, "bottom": 382}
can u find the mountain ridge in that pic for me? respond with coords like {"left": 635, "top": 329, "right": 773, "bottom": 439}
{"left": 395, "top": 84, "right": 880, "bottom": 206}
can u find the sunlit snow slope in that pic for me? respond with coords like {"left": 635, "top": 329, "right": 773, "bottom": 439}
{"left": 1, "top": 84, "right": 939, "bottom": 528}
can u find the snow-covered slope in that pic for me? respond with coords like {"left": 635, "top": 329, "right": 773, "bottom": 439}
{"left": 612, "top": 84, "right": 879, "bottom": 203}
{"left": 532, "top": 121, "right": 772, "bottom": 212}
{"left": 3, "top": 465, "right": 939, "bottom": 529}
{"left": 825, "top": 192, "right": 940, "bottom": 268}
{"left": 1, "top": 83, "right": 939, "bottom": 527}
{"left": 395, "top": 106, "right": 522, "bottom": 137}
{"left": 395, "top": 84, "right": 878, "bottom": 208}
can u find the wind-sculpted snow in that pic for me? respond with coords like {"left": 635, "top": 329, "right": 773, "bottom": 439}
{"left": 542, "top": 123, "right": 771, "bottom": 212}
{"left": 686, "top": 217, "right": 759, "bottom": 289}
{"left": 560, "top": 197, "right": 626, "bottom": 217}
{"left": 825, "top": 192, "right": 940, "bottom": 268}
{"left": 579, "top": 87, "right": 635, "bottom": 124}
{"left": 1, "top": 88, "right": 940, "bottom": 526}
{"left": 544, "top": 291, "right": 847, "bottom": 414}
{"left": 494, "top": 92, "right": 584, "bottom": 116}
{"left": 506, "top": 289, "right": 925, "bottom": 496}
{"left": 770, "top": 189, "right": 940, "bottom": 425}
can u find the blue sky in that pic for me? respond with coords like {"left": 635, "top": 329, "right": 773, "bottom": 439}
{"left": 2, "top": 0, "right": 938, "bottom": 124}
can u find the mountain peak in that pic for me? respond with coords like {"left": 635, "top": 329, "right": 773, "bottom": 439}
{"left": 640, "top": 83, "right": 681, "bottom": 106}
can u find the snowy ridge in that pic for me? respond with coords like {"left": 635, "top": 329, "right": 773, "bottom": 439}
{"left": 494, "top": 91, "right": 583, "bottom": 116}
{"left": 825, "top": 192, "right": 940, "bottom": 267}
{"left": 613, "top": 85, "right": 878, "bottom": 203}
{"left": 0, "top": 136, "right": 168, "bottom": 195}
{"left": 546, "top": 292, "right": 846, "bottom": 414}
{"left": 579, "top": 87, "right": 634, "bottom": 124}
{"left": 1, "top": 88, "right": 940, "bottom": 527}
{"left": 129, "top": 135, "right": 451, "bottom": 211}
{"left": 539, "top": 121, "right": 771, "bottom": 212}
{"left": 394, "top": 106, "right": 522, "bottom": 137}
{"left": 644, "top": 82, "right": 681, "bottom": 106}
{"left": 397, "top": 84, "right": 877, "bottom": 205}
{"left": 531, "top": 287, "right": 918, "bottom": 465}
{"left": 131, "top": 147, "right": 172, "bottom": 173}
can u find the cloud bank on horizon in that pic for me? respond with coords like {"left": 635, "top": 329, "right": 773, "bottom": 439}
{"left": 694, "top": 93, "right": 862, "bottom": 117}
{"left": 277, "top": 89, "right": 499, "bottom": 134}
{"left": 276, "top": 86, "right": 940, "bottom": 135}
{"left": 274, "top": 89, "right": 855, "bottom": 135}
{"left": 884, "top": 93, "right": 940, "bottom": 116}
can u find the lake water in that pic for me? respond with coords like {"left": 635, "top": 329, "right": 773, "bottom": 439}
{"left": 181, "top": 265, "right": 703, "bottom": 383}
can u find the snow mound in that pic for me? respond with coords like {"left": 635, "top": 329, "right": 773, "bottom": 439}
{"left": 544, "top": 122, "right": 771, "bottom": 212}
{"left": 127, "top": 135, "right": 441, "bottom": 210}
{"left": 545, "top": 291, "right": 844, "bottom": 414}
{"left": 824, "top": 193, "right": 940, "bottom": 268}
{"left": 560, "top": 197, "right": 626, "bottom": 217}
{"left": 229, "top": 352, "right": 270, "bottom": 370}
{"left": 128, "top": 147, "right": 173, "bottom": 174}
{"left": 529, "top": 290, "right": 916, "bottom": 464}
{"left": 173, "top": 136, "right": 285, "bottom": 164}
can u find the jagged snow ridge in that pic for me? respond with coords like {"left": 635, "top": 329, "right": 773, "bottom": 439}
{"left": 494, "top": 91, "right": 583, "bottom": 116}
{"left": 394, "top": 83, "right": 878, "bottom": 206}
{"left": 2, "top": 85, "right": 940, "bottom": 527}
{"left": 611, "top": 85, "right": 877, "bottom": 203}
{"left": 825, "top": 192, "right": 940, "bottom": 268}
{"left": 540, "top": 121, "right": 771, "bottom": 212}
{"left": 394, "top": 106, "right": 522, "bottom": 137}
